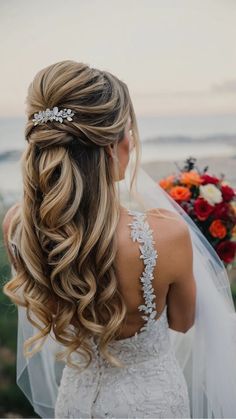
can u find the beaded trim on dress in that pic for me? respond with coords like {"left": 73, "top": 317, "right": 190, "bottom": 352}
{"left": 127, "top": 210, "right": 158, "bottom": 338}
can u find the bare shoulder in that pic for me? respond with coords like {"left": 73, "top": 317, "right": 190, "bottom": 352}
{"left": 2, "top": 203, "right": 21, "bottom": 269}
{"left": 146, "top": 207, "right": 189, "bottom": 236}
{"left": 2, "top": 202, "right": 21, "bottom": 237}
{"left": 146, "top": 207, "right": 193, "bottom": 283}
{"left": 118, "top": 206, "right": 190, "bottom": 257}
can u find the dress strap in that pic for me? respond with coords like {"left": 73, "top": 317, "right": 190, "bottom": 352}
{"left": 127, "top": 210, "right": 158, "bottom": 334}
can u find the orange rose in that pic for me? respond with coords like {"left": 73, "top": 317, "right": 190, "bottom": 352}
{"left": 209, "top": 219, "right": 227, "bottom": 239}
{"left": 169, "top": 186, "right": 191, "bottom": 201}
{"left": 159, "top": 175, "right": 175, "bottom": 191}
{"left": 180, "top": 171, "right": 202, "bottom": 186}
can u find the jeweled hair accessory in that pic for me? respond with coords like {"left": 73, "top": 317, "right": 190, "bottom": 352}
{"left": 32, "top": 106, "right": 74, "bottom": 126}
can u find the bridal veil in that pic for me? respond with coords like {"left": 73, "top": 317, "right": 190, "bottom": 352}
{"left": 15, "top": 160, "right": 236, "bottom": 418}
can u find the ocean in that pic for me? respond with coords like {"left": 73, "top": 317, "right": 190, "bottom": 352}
{"left": 0, "top": 114, "right": 236, "bottom": 203}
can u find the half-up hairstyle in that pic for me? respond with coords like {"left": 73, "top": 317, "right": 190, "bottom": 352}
{"left": 3, "top": 59, "right": 142, "bottom": 369}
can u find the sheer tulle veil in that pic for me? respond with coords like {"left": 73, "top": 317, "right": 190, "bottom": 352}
{"left": 15, "top": 158, "right": 236, "bottom": 418}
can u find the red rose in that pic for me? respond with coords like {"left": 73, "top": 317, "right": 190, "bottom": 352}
{"left": 201, "top": 174, "right": 220, "bottom": 185}
{"left": 212, "top": 202, "right": 230, "bottom": 220}
{"left": 193, "top": 197, "right": 214, "bottom": 221}
{"left": 221, "top": 185, "right": 235, "bottom": 202}
{"left": 216, "top": 240, "right": 236, "bottom": 264}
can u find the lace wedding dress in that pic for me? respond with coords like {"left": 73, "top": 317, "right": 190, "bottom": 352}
{"left": 55, "top": 210, "right": 191, "bottom": 418}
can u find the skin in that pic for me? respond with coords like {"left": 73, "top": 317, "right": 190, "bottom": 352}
{"left": 105, "top": 116, "right": 134, "bottom": 181}
{"left": 114, "top": 207, "right": 196, "bottom": 338}
{"left": 106, "top": 116, "right": 196, "bottom": 337}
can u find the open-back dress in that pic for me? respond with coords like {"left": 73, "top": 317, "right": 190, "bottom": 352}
{"left": 55, "top": 210, "right": 191, "bottom": 418}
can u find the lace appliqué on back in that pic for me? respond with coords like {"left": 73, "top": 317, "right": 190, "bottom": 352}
{"left": 127, "top": 210, "right": 158, "bottom": 338}
{"left": 55, "top": 209, "right": 191, "bottom": 418}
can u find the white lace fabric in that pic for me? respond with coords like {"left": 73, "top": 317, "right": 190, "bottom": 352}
{"left": 55, "top": 210, "right": 191, "bottom": 418}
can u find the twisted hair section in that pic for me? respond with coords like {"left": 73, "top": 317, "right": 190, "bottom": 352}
{"left": 3, "top": 60, "right": 142, "bottom": 369}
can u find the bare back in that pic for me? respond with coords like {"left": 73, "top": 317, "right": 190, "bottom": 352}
{"left": 55, "top": 210, "right": 193, "bottom": 418}
{"left": 114, "top": 206, "right": 196, "bottom": 339}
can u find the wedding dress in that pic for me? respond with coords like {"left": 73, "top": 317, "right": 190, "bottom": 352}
{"left": 14, "top": 166, "right": 236, "bottom": 418}
{"left": 54, "top": 209, "right": 191, "bottom": 418}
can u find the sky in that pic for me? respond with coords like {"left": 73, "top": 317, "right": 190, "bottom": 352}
{"left": 0, "top": 0, "right": 236, "bottom": 118}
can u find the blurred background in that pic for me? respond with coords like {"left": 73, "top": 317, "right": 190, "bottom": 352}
{"left": 0, "top": 0, "right": 236, "bottom": 417}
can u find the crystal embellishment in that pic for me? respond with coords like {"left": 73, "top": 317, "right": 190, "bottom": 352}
{"left": 127, "top": 210, "right": 158, "bottom": 339}
{"left": 32, "top": 106, "right": 74, "bottom": 126}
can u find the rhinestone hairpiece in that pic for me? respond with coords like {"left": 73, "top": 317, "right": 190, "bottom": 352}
{"left": 32, "top": 106, "right": 74, "bottom": 126}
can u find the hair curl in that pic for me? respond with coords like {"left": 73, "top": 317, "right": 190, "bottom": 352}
{"left": 3, "top": 60, "right": 145, "bottom": 370}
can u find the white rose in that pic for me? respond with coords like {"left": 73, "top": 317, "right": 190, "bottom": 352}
{"left": 199, "top": 184, "right": 222, "bottom": 205}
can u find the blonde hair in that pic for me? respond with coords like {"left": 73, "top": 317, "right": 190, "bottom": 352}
{"left": 3, "top": 60, "right": 176, "bottom": 371}
{"left": 3, "top": 59, "right": 145, "bottom": 370}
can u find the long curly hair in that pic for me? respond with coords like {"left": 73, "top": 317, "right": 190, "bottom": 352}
{"left": 3, "top": 60, "right": 142, "bottom": 370}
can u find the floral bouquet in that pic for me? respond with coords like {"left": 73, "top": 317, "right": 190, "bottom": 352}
{"left": 159, "top": 157, "right": 236, "bottom": 269}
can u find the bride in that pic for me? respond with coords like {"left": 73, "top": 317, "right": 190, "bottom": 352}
{"left": 3, "top": 60, "right": 236, "bottom": 419}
